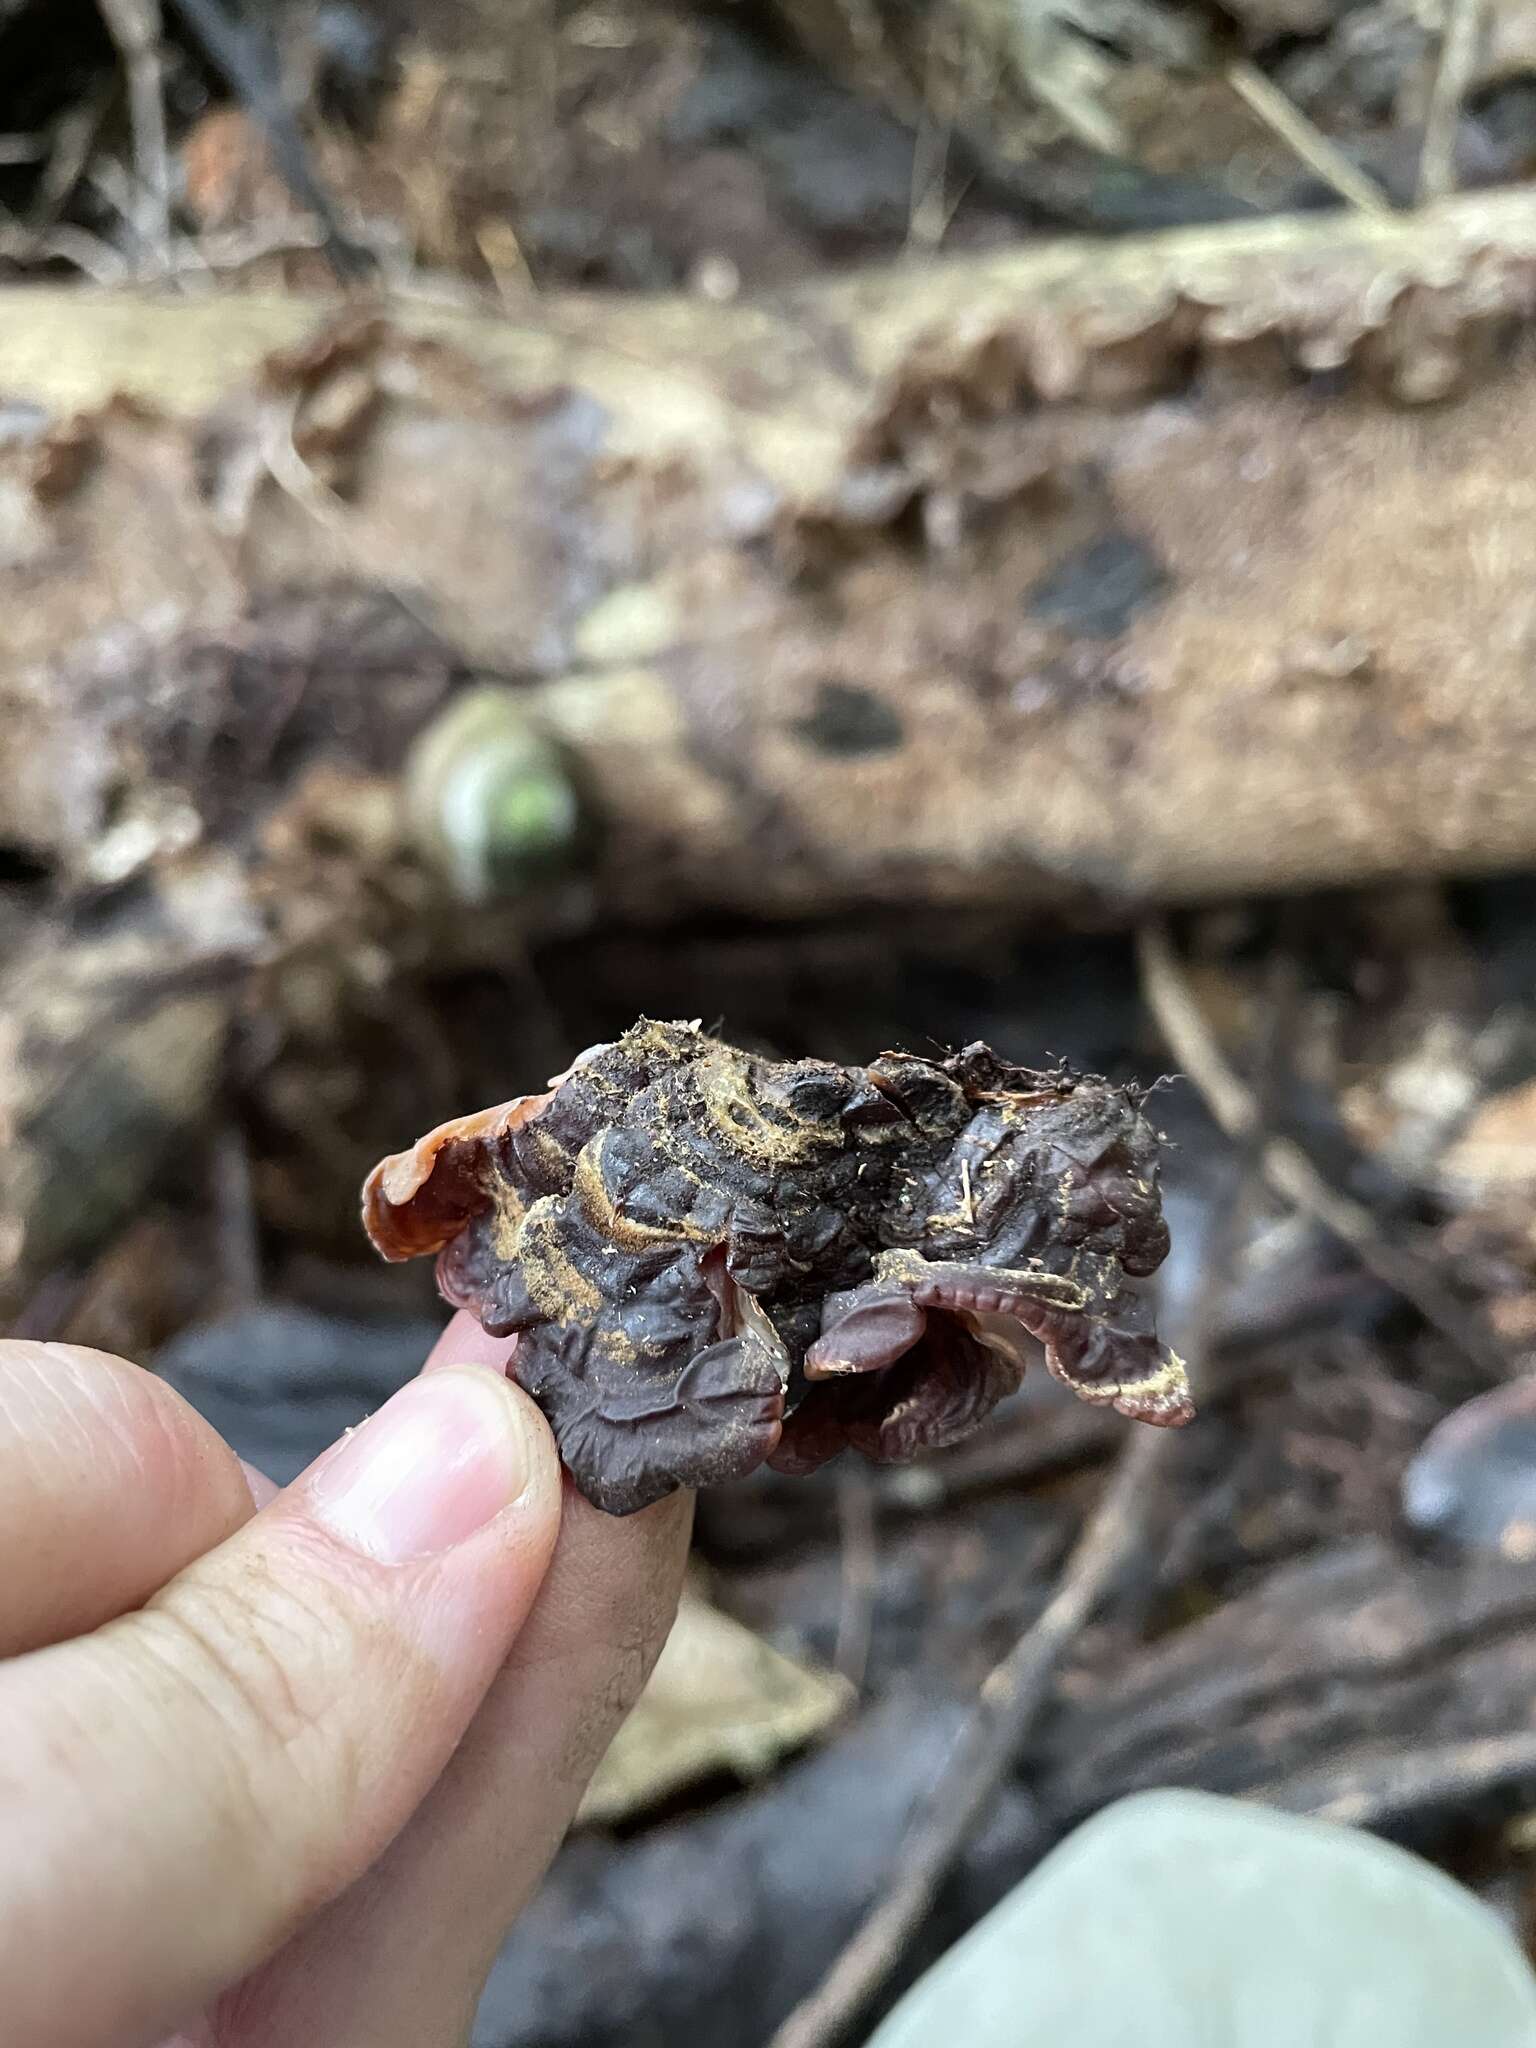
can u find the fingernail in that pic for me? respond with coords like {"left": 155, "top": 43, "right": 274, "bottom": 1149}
{"left": 309, "top": 1366, "right": 534, "bottom": 1563}
{"left": 239, "top": 1458, "right": 281, "bottom": 1511}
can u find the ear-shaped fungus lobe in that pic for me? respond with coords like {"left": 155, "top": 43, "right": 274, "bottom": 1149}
{"left": 774, "top": 1303, "right": 1022, "bottom": 1476}
{"left": 772, "top": 1277, "right": 1025, "bottom": 1477}
{"left": 362, "top": 1092, "right": 554, "bottom": 1260}
{"left": 527, "top": 1324, "right": 790, "bottom": 1516}
{"left": 362, "top": 1029, "right": 1191, "bottom": 1515}
{"left": 507, "top": 1223, "right": 790, "bottom": 1515}
{"left": 364, "top": 1095, "right": 789, "bottom": 1515}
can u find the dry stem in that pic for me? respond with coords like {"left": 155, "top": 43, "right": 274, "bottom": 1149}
{"left": 769, "top": 1423, "right": 1174, "bottom": 2048}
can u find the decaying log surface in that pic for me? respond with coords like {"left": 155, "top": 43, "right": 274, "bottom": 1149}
{"left": 1039, "top": 1536, "right": 1536, "bottom": 1834}
{"left": 0, "top": 865, "right": 257, "bottom": 1319}
{"left": 4, "top": 192, "right": 1536, "bottom": 930}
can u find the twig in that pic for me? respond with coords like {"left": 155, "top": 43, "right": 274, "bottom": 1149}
{"left": 768, "top": 1423, "right": 1175, "bottom": 2048}
{"left": 83, "top": 153, "right": 169, "bottom": 267}
{"left": 22, "top": 89, "right": 112, "bottom": 255}
{"left": 1227, "top": 59, "right": 1394, "bottom": 217}
{"left": 0, "top": 214, "right": 131, "bottom": 284}
{"left": 166, "top": 0, "right": 372, "bottom": 280}
{"left": 906, "top": 112, "right": 956, "bottom": 252}
{"left": 1418, "top": 0, "right": 1484, "bottom": 204}
{"left": 258, "top": 390, "right": 351, "bottom": 529}
{"left": 1136, "top": 921, "right": 1509, "bottom": 1384}
{"left": 170, "top": 218, "right": 330, "bottom": 275}
{"left": 95, "top": 0, "right": 172, "bottom": 270}
{"left": 832, "top": 1468, "right": 878, "bottom": 1691}
{"left": 212, "top": 1120, "right": 261, "bottom": 1310}
{"left": 1271, "top": 1728, "right": 1536, "bottom": 1832}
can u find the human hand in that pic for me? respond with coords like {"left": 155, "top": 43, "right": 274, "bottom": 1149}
{"left": 0, "top": 1312, "right": 693, "bottom": 2048}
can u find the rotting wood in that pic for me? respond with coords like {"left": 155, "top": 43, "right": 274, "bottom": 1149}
{"left": 1037, "top": 1536, "right": 1536, "bottom": 1835}
{"left": 6, "top": 196, "right": 1536, "bottom": 936}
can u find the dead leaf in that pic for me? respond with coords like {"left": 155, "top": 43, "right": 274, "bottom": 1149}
{"left": 578, "top": 1587, "right": 852, "bottom": 1826}
{"left": 1442, "top": 1078, "right": 1536, "bottom": 1195}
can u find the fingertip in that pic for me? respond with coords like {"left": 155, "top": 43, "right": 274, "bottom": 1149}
{"left": 422, "top": 1309, "right": 519, "bottom": 1377}
{"left": 301, "top": 1364, "right": 561, "bottom": 1567}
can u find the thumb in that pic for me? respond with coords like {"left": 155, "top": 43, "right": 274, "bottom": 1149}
{"left": 0, "top": 1362, "right": 563, "bottom": 2048}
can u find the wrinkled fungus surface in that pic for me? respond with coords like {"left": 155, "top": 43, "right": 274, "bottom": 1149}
{"left": 364, "top": 1021, "right": 1191, "bottom": 1514}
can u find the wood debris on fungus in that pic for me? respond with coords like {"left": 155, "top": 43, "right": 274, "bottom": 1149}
{"left": 363, "top": 1021, "right": 1191, "bottom": 1514}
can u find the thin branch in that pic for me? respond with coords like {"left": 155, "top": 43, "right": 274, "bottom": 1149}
{"left": 1136, "top": 921, "right": 1509, "bottom": 1384}
{"left": 95, "top": 0, "right": 172, "bottom": 269}
{"left": 166, "top": 0, "right": 372, "bottom": 280}
{"left": 212, "top": 1120, "right": 262, "bottom": 1310}
{"left": 24, "top": 86, "right": 113, "bottom": 251}
{"left": 1271, "top": 1728, "right": 1536, "bottom": 1832}
{"left": 1227, "top": 58, "right": 1394, "bottom": 217}
{"left": 1418, "top": 0, "right": 1484, "bottom": 205}
{"left": 768, "top": 1423, "right": 1175, "bottom": 2048}
{"left": 0, "top": 210, "right": 130, "bottom": 284}
{"left": 170, "top": 218, "right": 330, "bottom": 275}
{"left": 832, "top": 1468, "right": 878, "bottom": 1691}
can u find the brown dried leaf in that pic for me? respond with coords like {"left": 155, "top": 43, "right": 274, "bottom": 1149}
{"left": 578, "top": 1587, "right": 851, "bottom": 1827}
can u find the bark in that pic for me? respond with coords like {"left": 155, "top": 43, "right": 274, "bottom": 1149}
{"left": 1038, "top": 1535, "right": 1536, "bottom": 1835}
{"left": 5, "top": 194, "right": 1536, "bottom": 929}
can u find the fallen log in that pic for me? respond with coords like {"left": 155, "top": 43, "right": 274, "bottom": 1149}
{"left": 3, "top": 191, "right": 1536, "bottom": 930}
{"left": 1038, "top": 1535, "right": 1536, "bottom": 1837}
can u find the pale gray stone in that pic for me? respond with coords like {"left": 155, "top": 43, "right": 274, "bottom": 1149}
{"left": 870, "top": 1789, "right": 1536, "bottom": 2048}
